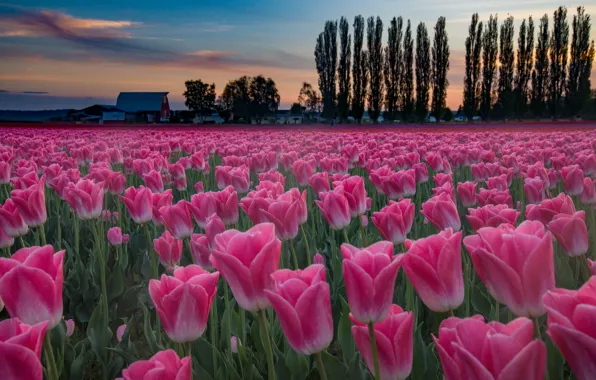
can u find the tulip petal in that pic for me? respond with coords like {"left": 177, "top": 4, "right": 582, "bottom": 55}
{"left": 548, "top": 323, "right": 596, "bottom": 379}
{"left": 343, "top": 260, "right": 374, "bottom": 322}
{"left": 210, "top": 250, "right": 256, "bottom": 311}
{"left": 403, "top": 253, "right": 445, "bottom": 311}
{"left": 264, "top": 290, "right": 305, "bottom": 353}
{"left": 498, "top": 339, "right": 546, "bottom": 380}
{"left": 295, "top": 282, "right": 333, "bottom": 354}
{"left": 522, "top": 233, "right": 554, "bottom": 317}
{"left": 0, "top": 341, "right": 44, "bottom": 380}
{"left": 453, "top": 343, "right": 494, "bottom": 380}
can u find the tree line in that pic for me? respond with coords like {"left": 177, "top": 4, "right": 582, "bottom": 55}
{"left": 312, "top": 6, "right": 594, "bottom": 123}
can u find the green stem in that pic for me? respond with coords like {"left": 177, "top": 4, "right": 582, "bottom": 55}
{"left": 18, "top": 235, "right": 26, "bottom": 249}
{"left": 495, "top": 301, "right": 500, "bottom": 323}
{"left": 39, "top": 223, "right": 47, "bottom": 246}
{"left": 2, "top": 247, "right": 9, "bottom": 257}
{"left": 210, "top": 305, "right": 218, "bottom": 371}
{"left": 359, "top": 217, "right": 367, "bottom": 246}
{"left": 240, "top": 308, "right": 246, "bottom": 347}
{"left": 314, "top": 352, "right": 328, "bottom": 380}
{"left": 300, "top": 224, "right": 312, "bottom": 266}
{"left": 342, "top": 228, "right": 350, "bottom": 245}
{"left": 258, "top": 310, "right": 276, "bottom": 380}
{"left": 533, "top": 317, "right": 542, "bottom": 339}
{"left": 43, "top": 333, "right": 59, "bottom": 380}
{"left": 289, "top": 238, "right": 299, "bottom": 269}
{"left": 449, "top": 309, "right": 455, "bottom": 317}
{"left": 223, "top": 280, "right": 232, "bottom": 359}
{"left": 56, "top": 214, "right": 62, "bottom": 250}
{"left": 186, "top": 341, "right": 193, "bottom": 375}
{"left": 367, "top": 322, "right": 381, "bottom": 380}
{"left": 73, "top": 215, "right": 80, "bottom": 262}
{"left": 143, "top": 223, "right": 161, "bottom": 344}
{"left": 92, "top": 222, "right": 109, "bottom": 321}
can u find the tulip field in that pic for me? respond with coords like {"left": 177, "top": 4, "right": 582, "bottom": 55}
{"left": 1, "top": 125, "right": 596, "bottom": 380}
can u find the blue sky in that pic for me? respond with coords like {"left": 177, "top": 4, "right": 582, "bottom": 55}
{"left": 0, "top": 1, "right": 594, "bottom": 110}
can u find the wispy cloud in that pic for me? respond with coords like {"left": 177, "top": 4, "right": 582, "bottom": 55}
{"left": 21, "top": 91, "right": 49, "bottom": 94}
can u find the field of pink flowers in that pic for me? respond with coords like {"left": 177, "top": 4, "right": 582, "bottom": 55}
{"left": 0, "top": 126, "right": 595, "bottom": 380}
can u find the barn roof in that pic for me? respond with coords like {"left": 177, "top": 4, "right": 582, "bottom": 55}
{"left": 116, "top": 92, "right": 168, "bottom": 112}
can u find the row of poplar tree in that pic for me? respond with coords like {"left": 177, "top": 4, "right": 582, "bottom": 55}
{"left": 314, "top": 6, "right": 594, "bottom": 123}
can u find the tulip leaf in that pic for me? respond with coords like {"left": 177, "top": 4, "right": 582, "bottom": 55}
{"left": 338, "top": 296, "right": 356, "bottom": 365}
{"left": 411, "top": 326, "right": 427, "bottom": 380}
{"left": 108, "top": 355, "right": 124, "bottom": 379}
{"left": 70, "top": 341, "right": 87, "bottom": 380}
{"left": 320, "top": 350, "right": 347, "bottom": 379}
{"left": 554, "top": 252, "right": 575, "bottom": 289}
{"left": 192, "top": 337, "right": 223, "bottom": 377}
{"left": 471, "top": 284, "right": 492, "bottom": 317}
{"left": 250, "top": 320, "right": 265, "bottom": 357}
{"left": 285, "top": 349, "right": 309, "bottom": 380}
{"left": 140, "top": 301, "right": 161, "bottom": 354}
{"left": 546, "top": 336, "right": 565, "bottom": 380}
{"left": 193, "top": 363, "right": 214, "bottom": 380}
{"left": 107, "top": 264, "right": 124, "bottom": 301}
{"left": 86, "top": 301, "right": 113, "bottom": 364}
{"left": 346, "top": 354, "right": 368, "bottom": 380}
{"left": 275, "top": 356, "right": 291, "bottom": 380}
{"left": 251, "top": 365, "right": 264, "bottom": 380}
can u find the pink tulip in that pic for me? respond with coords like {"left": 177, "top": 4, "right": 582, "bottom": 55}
{"left": 401, "top": 229, "right": 464, "bottom": 312}
{"left": 154, "top": 230, "right": 183, "bottom": 270}
{"left": 456, "top": 182, "right": 477, "bottom": 207}
{"left": 332, "top": 176, "right": 367, "bottom": 217}
{"left": 194, "top": 180, "right": 204, "bottom": 194}
{"left": 561, "top": 165, "right": 584, "bottom": 195}
{"left": 0, "top": 161, "right": 10, "bottom": 184}
{"left": 309, "top": 172, "right": 330, "bottom": 195}
{"left": 588, "top": 259, "right": 596, "bottom": 275}
{"left": 65, "top": 319, "right": 75, "bottom": 337}
{"left": 189, "top": 186, "right": 238, "bottom": 227}
{"left": 524, "top": 177, "right": 546, "bottom": 204}
{"left": 259, "top": 190, "right": 306, "bottom": 240}
{"left": 371, "top": 199, "right": 415, "bottom": 245}
{"left": 426, "top": 152, "right": 444, "bottom": 172}
{"left": 215, "top": 165, "right": 250, "bottom": 193}
{"left": 143, "top": 170, "right": 164, "bottom": 193}
{"left": 106, "top": 172, "right": 126, "bottom": 195}
{"left": 256, "top": 180, "right": 285, "bottom": 199}
{"left": 463, "top": 221, "right": 554, "bottom": 317}
{"left": 264, "top": 264, "right": 333, "bottom": 354}
{"left": 259, "top": 170, "right": 286, "bottom": 185}
{"left": 487, "top": 174, "right": 509, "bottom": 191}
{"left": 525, "top": 193, "right": 576, "bottom": 225}
{"left": 159, "top": 201, "right": 194, "bottom": 240}
{"left": 476, "top": 188, "right": 513, "bottom": 208}
{"left": 10, "top": 177, "right": 47, "bottom": 227}
{"left": 0, "top": 318, "right": 49, "bottom": 380}
{"left": 412, "top": 163, "right": 429, "bottom": 183}
{"left": 313, "top": 253, "right": 325, "bottom": 265}
{"left": 543, "top": 277, "right": 596, "bottom": 379}
{"left": 383, "top": 170, "right": 417, "bottom": 199}
{"left": 341, "top": 241, "right": 401, "bottom": 323}
{"left": 169, "top": 163, "right": 186, "bottom": 180}
{"left": 579, "top": 177, "right": 596, "bottom": 204}
{"left": 117, "top": 324, "right": 127, "bottom": 342}
{"left": 0, "top": 226, "right": 14, "bottom": 249}
{"left": 421, "top": 192, "right": 461, "bottom": 232}
{"left": 151, "top": 190, "right": 173, "bottom": 226}
{"left": 292, "top": 160, "right": 314, "bottom": 186}
{"left": 231, "top": 336, "right": 240, "bottom": 353}
{"left": 107, "top": 227, "right": 123, "bottom": 246}
{"left": 351, "top": 305, "right": 413, "bottom": 380}
{"left": 117, "top": 349, "right": 191, "bottom": 380}
{"left": 548, "top": 211, "right": 589, "bottom": 257}
{"left": 240, "top": 190, "right": 272, "bottom": 225}
{"left": 434, "top": 173, "right": 453, "bottom": 187}
{"left": 434, "top": 316, "right": 546, "bottom": 380}
{"left": 0, "top": 245, "right": 65, "bottom": 327}
{"left": 315, "top": 187, "right": 351, "bottom": 231}
{"left": 0, "top": 199, "right": 28, "bottom": 237}
{"left": 120, "top": 186, "right": 153, "bottom": 224}
{"left": 466, "top": 204, "right": 520, "bottom": 231}
{"left": 190, "top": 234, "right": 213, "bottom": 270}
{"left": 211, "top": 223, "right": 281, "bottom": 312}
{"left": 149, "top": 265, "right": 219, "bottom": 343}
{"left": 432, "top": 181, "right": 456, "bottom": 202}
{"left": 63, "top": 179, "right": 104, "bottom": 221}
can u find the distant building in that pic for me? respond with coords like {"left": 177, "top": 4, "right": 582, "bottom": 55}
{"left": 453, "top": 109, "right": 467, "bottom": 122}
{"left": 116, "top": 92, "right": 170, "bottom": 122}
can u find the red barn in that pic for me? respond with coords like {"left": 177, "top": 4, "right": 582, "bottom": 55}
{"left": 116, "top": 92, "right": 170, "bottom": 123}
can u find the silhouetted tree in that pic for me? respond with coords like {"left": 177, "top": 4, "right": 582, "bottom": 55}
{"left": 401, "top": 20, "right": 415, "bottom": 121}
{"left": 566, "top": 6, "right": 595, "bottom": 118}
{"left": 481, "top": 14, "right": 498, "bottom": 120}
{"left": 514, "top": 17, "right": 534, "bottom": 118}
{"left": 531, "top": 14, "right": 550, "bottom": 117}
{"left": 221, "top": 76, "right": 251, "bottom": 121}
{"left": 415, "top": 22, "right": 431, "bottom": 122}
{"left": 290, "top": 102, "right": 302, "bottom": 114}
{"left": 298, "top": 82, "right": 322, "bottom": 114}
{"left": 497, "top": 16, "right": 515, "bottom": 119}
{"left": 315, "top": 20, "right": 338, "bottom": 120}
{"left": 367, "top": 16, "right": 384, "bottom": 122}
{"left": 183, "top": 79, "right": 216, "bottom": 122}
{"left": 249, "top": 75, "right": 280, "bottom": 123}
{"left": 549, "top": 6, "right": 569, "bottom": 118}
{"left": 352, "top": 15, "right": 367, "bottom": 122}
{"left": 337, "top": 17, "right": 352, "bottom": 121}
{"left": 463, "top": 13, "right": 483, "bottom": 121}
{"left": 431, "top": 16, "right": 450, "bottom": 123}
{"left": 384, "top": 17, "right": 403, "bottom": 120}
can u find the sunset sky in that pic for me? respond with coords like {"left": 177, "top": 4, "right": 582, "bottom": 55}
{"left": 0, "top": 1, "right": 594, "bottom": 111}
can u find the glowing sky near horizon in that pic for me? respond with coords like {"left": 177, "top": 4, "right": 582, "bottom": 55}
{"left": 0, "top": 0, "right": 594, "bottom": 110}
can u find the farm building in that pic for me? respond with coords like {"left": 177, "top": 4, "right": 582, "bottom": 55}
{"left": 116, "top": 92, "right": 171, "bottom": 123}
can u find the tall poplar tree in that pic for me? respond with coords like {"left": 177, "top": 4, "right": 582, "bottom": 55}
{"left": 352, "top": 15, "right": 366, "bottom": 121}
{"left": 566, "top": 6, "right": 595, "bottom": 117}
{"left": 384, "top": 17, "right": 403, "bottom": 120}
{"left": 431, "top": 16, "right": 450, "bottom": 122}
{"left": 514, "top": 17, "right": 534, "bottom": 118}
{"left": 549, "top": 6, "right": 569, "bottom": 118}
{"left": 367, "top": 16, "right": 384, "bottom": 122}
{"left": 401, "top": 20, "right": 415, "bottom": 121}
{"left": 415, "top": 22, "right": 431, "bottom": 122}
{"left": 463, "top": 13, "right": 483, "bottom": 121}
{"left": 481, "top": 14, "right": 498, "bottom": 120}
{"left": 315, "top": 21, "right": 338, "bottom": 120}
{"left": 497, "top": 16, "right": 515, "bottom": 119}
{"left": 531, "top": 14, "right": 549, "bottom": 117}
{"left": 337, "top": 17, "right": 352, "bottom": 121}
